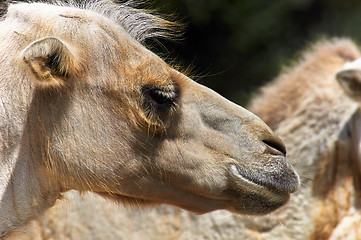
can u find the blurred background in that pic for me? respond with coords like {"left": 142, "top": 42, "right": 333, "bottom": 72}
{"left": 148, "top": 0, "right": 361, "bottom": 106}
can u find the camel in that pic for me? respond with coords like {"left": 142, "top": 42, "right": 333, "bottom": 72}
{"left": 22, "top": 38, "right": 361, "bottom": 239}
{"left": 0, "top": 0, "right": 300, "bottom": 238}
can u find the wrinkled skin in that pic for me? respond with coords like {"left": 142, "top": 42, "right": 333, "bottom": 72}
{"left": 0, "top": 1, "right": 299, "bottom": 236}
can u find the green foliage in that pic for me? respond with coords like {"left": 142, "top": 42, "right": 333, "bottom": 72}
{"left": 151, "top": 0, "right": 361, "bottom": 105}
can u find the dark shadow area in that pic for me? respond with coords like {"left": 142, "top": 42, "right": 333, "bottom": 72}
{"left": 148, "top": 0, "right": 361, "bottom": 105}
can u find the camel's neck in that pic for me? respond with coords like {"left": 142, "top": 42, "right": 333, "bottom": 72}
{"left": 0, "top": 144, "right": 31, "bottom": 234}
{"left": 0, "top": 94, "right": 59, "bottom": 235}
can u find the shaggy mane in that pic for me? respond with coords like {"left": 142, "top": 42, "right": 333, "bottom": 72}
{"left": 1, "top": 0, "right": 181, "bottom": 43}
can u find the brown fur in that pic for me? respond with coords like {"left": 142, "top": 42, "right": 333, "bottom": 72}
{"left": 250, "top": 39, "right": 359, "bottom": 130}
{"left": 250, "top": 38, "right": 361, "bottom": 240}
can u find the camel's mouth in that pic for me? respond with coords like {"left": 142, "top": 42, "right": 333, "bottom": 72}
{"left": 230, "top": 163, "right": 299, "bottom": 194}
{"left": 228, "top": 163, "right": 299, "bottom": 214}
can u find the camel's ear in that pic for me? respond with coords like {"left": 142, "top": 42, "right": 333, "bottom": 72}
{"left": 22, "top": 37, "right": 79, "bottom": 88}
{"left": 336, "top": 69, "right": 361, "bottom": 101}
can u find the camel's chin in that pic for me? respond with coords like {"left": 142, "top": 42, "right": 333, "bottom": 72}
{"left": 232, "top": 192, "right": 290, "bottom": 215}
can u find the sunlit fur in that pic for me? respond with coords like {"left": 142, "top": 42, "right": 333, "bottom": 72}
{"left": 22, "top": 38, "right": 361, "bottom": 240}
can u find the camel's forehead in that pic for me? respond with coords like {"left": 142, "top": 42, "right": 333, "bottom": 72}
{"left": 8, "top": 3, "right": 81, "bottom": 18}
{"left": 6, "top": 2, "right": 174, "bottom": 85}
{"left": 8, "top": 2, "right": 104, "bottom": 21}
{"left": 7, "top": 3, "right": 122, "bottom": 37}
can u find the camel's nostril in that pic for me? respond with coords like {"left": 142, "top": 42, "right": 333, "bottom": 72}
{"left": 262, "top": 139, "right": 287, "bottom": 156}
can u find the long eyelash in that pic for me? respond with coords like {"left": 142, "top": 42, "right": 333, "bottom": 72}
{"left": 153, "top": 89, "right": 175, "bottom": 100}
{"left": 149, "top": 89, "right": 175, "bottom": 105}
{"left": 142, "top": 85, "right": 178, "bottom": 106}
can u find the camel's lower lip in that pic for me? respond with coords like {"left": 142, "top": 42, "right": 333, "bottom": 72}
{"left": 229, "top": 163, "right": 297, "bottom": 194}
{"left": 229, "top": 164, "right": 292, "bottom": 214}
{"left": 230, "top": 164, "right": 261, "bottom": 187}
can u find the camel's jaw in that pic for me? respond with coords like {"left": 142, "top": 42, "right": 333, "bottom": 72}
{"left": 96, "top": 156, "right": 299, "bottom": 216}
{"left": 97, "top": 191, "right": 230, "bottom": 214}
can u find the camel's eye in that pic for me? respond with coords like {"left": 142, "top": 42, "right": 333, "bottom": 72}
{"left": 142, "top": 85, "right": 178, "bottom": 111}
{"left": 149, "top": 89, "right": 174, "bottom": 105}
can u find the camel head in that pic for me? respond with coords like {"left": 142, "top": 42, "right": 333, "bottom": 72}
{"left": 0, "top": 1, "right": 299, "bottom": 234}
